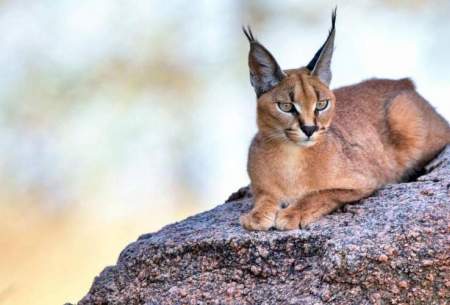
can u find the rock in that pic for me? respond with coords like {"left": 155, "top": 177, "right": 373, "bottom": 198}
{"left": 75, "top": 147, "right": 450, "bottom": 305}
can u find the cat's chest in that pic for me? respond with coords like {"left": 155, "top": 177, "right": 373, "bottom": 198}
{"left": 274, "top": 147, "right": 318, "bottom": 197}
{"left": 277, "top": 150, "right": 305, "bottom": 183}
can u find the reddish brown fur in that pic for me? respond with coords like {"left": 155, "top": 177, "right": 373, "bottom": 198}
{"left": 241, "top": 73, "right": 450, "bottom": 230}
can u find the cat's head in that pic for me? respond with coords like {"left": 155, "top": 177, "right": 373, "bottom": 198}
{"left": 244, "top": 9, "right": 336, "bottom": 147}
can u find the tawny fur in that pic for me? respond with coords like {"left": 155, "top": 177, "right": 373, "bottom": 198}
{"left": 240, "top": 18, "right": 450, "bottom": 230}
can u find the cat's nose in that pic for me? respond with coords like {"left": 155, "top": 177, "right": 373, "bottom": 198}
{"left": 300, "top": 125, "right": 317, "bottom": 137}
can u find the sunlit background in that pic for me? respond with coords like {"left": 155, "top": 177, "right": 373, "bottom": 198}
{"left": 1, "top": 0, "right": 449, "bottom": 304}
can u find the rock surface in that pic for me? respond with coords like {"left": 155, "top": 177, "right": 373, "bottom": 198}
{"left": 77, "top": 147, "right": 450, "bottom": 305}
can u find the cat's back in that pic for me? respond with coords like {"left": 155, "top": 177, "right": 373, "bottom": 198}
{"left": 330, "top": 77, "right": 450, "bottom": 180}
{"left": 334, "top": 77, "right": 415, "bottom": 100}
{"left": 332, "top": 78, "right": 416, "bottom": 127}
{"left": 332, "top": 77, "right": 449, "bottom": 138}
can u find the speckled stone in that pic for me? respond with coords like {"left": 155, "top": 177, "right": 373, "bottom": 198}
{"left": 76, "top": 147, "right": 450, "bottom": 305}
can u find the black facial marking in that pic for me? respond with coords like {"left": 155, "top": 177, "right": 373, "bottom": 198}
{"left": 289, "top": 91, "right": 295, "bottom": 102}
{"left": 289, "top": 104, "right": 298, "bottom": 115}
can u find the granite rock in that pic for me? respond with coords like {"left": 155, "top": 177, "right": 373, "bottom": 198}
{"left": 76, "top": 147, "right": 450, "bottom": 305}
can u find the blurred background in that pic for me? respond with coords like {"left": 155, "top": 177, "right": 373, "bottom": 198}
{"left": 0, "top": 0, "right": 449, "bottom": 304}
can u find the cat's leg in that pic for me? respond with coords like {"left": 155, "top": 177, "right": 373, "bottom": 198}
{"left": 274, "top": 188, "right": 374, "bottom": 230}
{"left": 240, "top": 192, "right": 279, "bottom": 231}
{"left": 386, "top": 91, "right": 450, "bottom": 176}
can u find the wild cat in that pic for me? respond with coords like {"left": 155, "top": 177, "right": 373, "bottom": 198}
{"left": 240, "top": 9, "right": 450, "bottom": 231}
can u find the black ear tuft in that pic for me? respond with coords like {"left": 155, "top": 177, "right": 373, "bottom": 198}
{"left": 242, "top": 26, "right": 256, "bottom": 43}
{"left": 306, "top": 7, "right": 337, "bottom": 86}
{"left": 243, "top": 26, "right": 285, "bottom": 97}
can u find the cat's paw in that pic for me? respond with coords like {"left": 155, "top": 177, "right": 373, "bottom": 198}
{"left": 274, "top": 208, "right": 301, "bottom": 230}
{"left": 240, "top": 210, "right": 275, "bottom": 231}
{"left": 299, "top": 213, "right": 319, "bottom": 229}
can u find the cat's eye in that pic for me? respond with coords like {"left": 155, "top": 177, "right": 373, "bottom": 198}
{"left": 277, "top": 102, "right": 294, "bottom": 113}
{"left": 316, "top": 99, "right": 329, "bottom": 111}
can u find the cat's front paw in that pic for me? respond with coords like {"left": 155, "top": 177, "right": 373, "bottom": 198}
{"left": 240, "top": 209, "right": 275, "bottom": 231}
{"left": 274, "top": 208, "right": 301, "bottom": 231}
{"left": 299, "top": 213, "right": 320, "bottom": 229}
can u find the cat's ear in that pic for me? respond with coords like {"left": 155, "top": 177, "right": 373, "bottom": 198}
{"left": 243, "top": 26, "right": 285, "bottom": 97}
{"left": 306, "top": 8, "right": 336, "bottom": 86}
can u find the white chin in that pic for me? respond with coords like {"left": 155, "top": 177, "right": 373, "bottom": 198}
{"left": 297, "top": 139, "right": 315, "bottom": 147}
